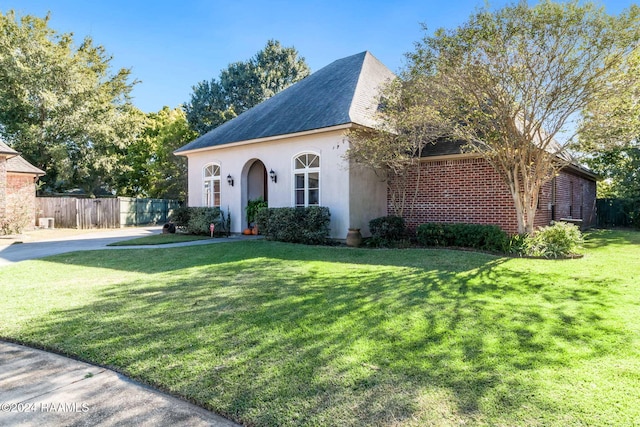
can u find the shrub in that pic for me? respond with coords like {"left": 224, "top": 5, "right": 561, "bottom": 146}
{"left": 256, "top": 206, "right": 330, "bottom": 244}
{"left": 171, "top": 206, "right": 224, "bottom": 235}
{"left": 0, "top": 197, "right": 32, "bottom": 235}
{"left": 524, "top": 221, "right": 583, "bottom": 258}
{"left": 367, "top": 215, "right": 407, "bottom": 247}
{"left": 246, "top": 197, "right": 268, "bottom": 225}
{"left": 416, "top": 222, "right": 509, "bottom": 252}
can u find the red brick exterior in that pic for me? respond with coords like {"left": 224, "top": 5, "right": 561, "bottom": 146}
{"left": 389, "top": 156, "right": 597, "bottom": 235}
{"left": 0, "top": 157, "right": 6, "bottom": 218}
{"left": 6, "top": 173, "right": 38, "bottom": 228}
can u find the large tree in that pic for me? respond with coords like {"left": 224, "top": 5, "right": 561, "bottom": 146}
{"left": 392, "top": 1, "right": 640, "bottom": 234}
{"left": 0, "top": 10, "right": 142, "bottom": 195}
{"left": 118, "top": 107, "right": 196, "bottom": 200}
{"left": 184, "top": 40, "right": 310, "bottom": 135}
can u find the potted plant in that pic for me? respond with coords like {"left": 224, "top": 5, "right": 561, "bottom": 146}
{"left": 246, "top": 197, "right": 268, "bottom": 230}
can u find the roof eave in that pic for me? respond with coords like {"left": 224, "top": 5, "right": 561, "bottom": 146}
{"left": 174, "top": 123, "right": 358, "bottom": 156}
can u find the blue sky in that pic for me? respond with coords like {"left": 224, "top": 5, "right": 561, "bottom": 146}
{"left": 1, "top": 1, "right": 635, "bottom": 113}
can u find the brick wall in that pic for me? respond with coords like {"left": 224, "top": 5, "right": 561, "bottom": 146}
{"left": 6, "top": 173, "right": 38, "bottom": 228}
{"left": 552, "top": 170, "right": 597, "bottom": 228}
{"left": 389, "top": 157, "right": 596, "bottom": 234}
{"left": 0, "top": 157, "right": 6, "bottom": 218}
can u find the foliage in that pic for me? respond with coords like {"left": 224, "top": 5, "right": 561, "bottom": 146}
{"left": 170, "top": 206, "right": 191, "bottom": 228}
{"left": 367, "top": 215, "right": 408, "bottom": 247}
{"left": 580, "top": 46, "right": 640, "bottom": 151}
{"left": 171, "top": 206, "right": 224, "bottom": 235}
{"left": 256, "top": 206, "right": 330, "bottom": 244}
{"left": 0, "top": 10, "right": 143, "bottom": 195}
{"left": 585, "top": 141, "right": 640, "bottom": 200}
{"left": 416, "top": 222, "right": 509, "bottom": 252}
{"left": 2, "top": 231, "right": 640, "bottom": 426}
{"left": 0, "top": 195, "right": 32, "bottom": 235}
{"left": 524, "top": 221, "right": 584, "bottom": 258}
{"left": 245, "top": 197, "right": 268, "bottom": 225}
{"left": 402, "top": 1, "right": 640, "bottom": 234}
{"left": 118, "top": 107, "right": 196, "bottom": 200}
{"left": 346, "top": 78, "right": 453, "bottom": 216}
{"left": 184, "top": 40, "right": 310, "bottom": 135}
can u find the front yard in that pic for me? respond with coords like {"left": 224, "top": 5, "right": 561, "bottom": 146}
{"left": 1, "top": 230, "right": 638, "bottom": 426}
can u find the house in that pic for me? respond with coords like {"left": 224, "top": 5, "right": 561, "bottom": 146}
{"left": 0, "top": 139, "right": 46, "bottom": 230}
{"left": 175, "top": 51, "right": 597, "bottom": 238}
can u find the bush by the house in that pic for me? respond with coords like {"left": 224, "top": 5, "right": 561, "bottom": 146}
{"left": 0, "top": 199, "right": 32, "bottom": 235}
{"left": 367, "top": 215, "right": 408, "bottom": 247}
{"left": 256, "top": 206, "right": 330, "bottom": 244}
{"left": 171, "top": 206, "right": 224, "bottom": 235}
{"left": 523, "top": 221, "right": 583, "bottom": 258}
{"left": 416, "top": 222, "right": 509, "bottom": 252}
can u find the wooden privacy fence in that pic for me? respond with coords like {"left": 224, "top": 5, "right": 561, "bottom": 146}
{"left": 36, "top": 197, "right": 180, "bottom": 229}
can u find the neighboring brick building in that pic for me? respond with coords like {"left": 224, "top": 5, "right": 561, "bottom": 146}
{"left": 0, "top": 140, "right": 45, "bottom": 230}
{"left": 391, "top": 141, "right": 597, "bottom": 235}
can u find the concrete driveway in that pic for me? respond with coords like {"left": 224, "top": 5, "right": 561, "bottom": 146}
{"left": 0, "top": 341, "right": 240, "bottom": 427}
{"left": 0, "top": 227, "right": 161, "bottom": 267}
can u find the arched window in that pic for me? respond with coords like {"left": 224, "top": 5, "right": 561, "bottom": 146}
{"left": 293, "top": 153, "right": 320, "bottom": 207}
{"left": 203, "top": 163, "right": 221, "bottom": 207}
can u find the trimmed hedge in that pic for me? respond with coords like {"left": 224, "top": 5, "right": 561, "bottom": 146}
{"left": 171, "top": 206, "right": 225, "bottom": 235}
{"left": 256, "top": 206, "right": 330, "bottom": 244}
{"left": 416, "top": 222, "right": 509, "bottom": 252}
{"left": 368, "top": 215, "right": 407, "bottom": 247}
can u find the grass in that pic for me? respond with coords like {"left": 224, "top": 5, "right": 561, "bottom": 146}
{"left": 1, "top": 229, "right": 639, "bottom": 426}
{"left": 106, "top": 233, "right": 213, "bottom": 246}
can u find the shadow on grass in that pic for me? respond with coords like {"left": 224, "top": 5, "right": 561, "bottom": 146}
{"left": 15, "top": 241, "right": 630, "bottom": 426}
{"left": 583, "top": 228, "right": 640, "bottom": 249}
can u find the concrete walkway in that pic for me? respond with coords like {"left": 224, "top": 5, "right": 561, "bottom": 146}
{"left": 0, "top": 227, "right": 261, "bottom": 267}
{"left": 0, "top": 341, "right": 240, "bottom": 427}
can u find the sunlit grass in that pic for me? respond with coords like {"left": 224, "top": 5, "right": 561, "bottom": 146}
{"left": 1, "top": 230, "right": 639, "bottom": 426}
{"left": 106, "top": 233, "right": 212, "bottom": 246}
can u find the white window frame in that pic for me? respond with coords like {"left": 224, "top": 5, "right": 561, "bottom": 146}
{"left": 292, "top": 152, "right": 320, "bottom": 207}
{"left": 203, "top": 163, "right": 221, "bottom": 207}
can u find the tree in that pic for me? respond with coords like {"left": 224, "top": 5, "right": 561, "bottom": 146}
{"left": 346, "top": 78, "right": 453, "bottom": 216}
{"left": 118, "top": 107, "right": 196, "bottom": 200}
{"left": 586, "top": 142, "right": 640, "bottom": 199}
{"left": 184, "top": 40, "right": 310, "bottom": 135}
{"left": 398, "top": 0, "right": 640, "bottom": 234}
{"left": 0, "top": 10, "right": 142, "bottom": 195}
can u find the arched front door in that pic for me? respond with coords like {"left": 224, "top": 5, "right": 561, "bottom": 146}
{"left": 245, "top": 159, "right": 268, "bottom": 227}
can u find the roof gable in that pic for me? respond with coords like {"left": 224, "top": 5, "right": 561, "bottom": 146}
{"left": 176, "top": 51, "right": 394, "bottom": 153}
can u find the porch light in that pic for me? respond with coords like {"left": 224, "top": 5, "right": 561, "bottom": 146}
{"left": 269, "top": 169, "right": 277, "bottom": 183}
{"left": 227, "top": 174, "right": 234, "bottom": 186}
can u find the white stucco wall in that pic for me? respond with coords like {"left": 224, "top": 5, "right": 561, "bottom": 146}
{"left": 348, "top": 162, "right": 387, "bottom": 237}
{"left": 183, "top": 129, "right": 382, "bottom": 238}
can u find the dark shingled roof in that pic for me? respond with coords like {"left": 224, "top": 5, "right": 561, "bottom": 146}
{"left": 7, "top": 155, "right": 45, "bottom": 175}
{"left": 176, "top": 51, "right": 395, "bottom": 153}
{"left": 420, "top": 139, "right": 467, "bottom": 157}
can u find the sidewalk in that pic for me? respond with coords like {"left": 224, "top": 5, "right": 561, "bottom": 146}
{"left": 0, "top": 341, "right": 240, "bottom": 427}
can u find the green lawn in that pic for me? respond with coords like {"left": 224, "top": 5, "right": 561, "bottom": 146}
{"left": 106, "top": 232, "right": 213, "bottom": 246}
{"left": 1, "top": 230, "right": 638, "bottom": 426}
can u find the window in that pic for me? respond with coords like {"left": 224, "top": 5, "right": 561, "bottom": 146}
{"left": 203, "top": 164, "right": 221, "bottom": 207}
{"left": 293, "top": 153, "right": 320, "bottom": 207}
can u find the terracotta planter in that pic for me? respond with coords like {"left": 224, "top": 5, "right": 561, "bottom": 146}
{"left": 346, "top": 228, "right": 362, "bottom": 247}
{"left": 252, "top": 225, "right": 259, "bottom": 235}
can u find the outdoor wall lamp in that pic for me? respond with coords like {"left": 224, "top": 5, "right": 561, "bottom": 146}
{"left": 269, "top": 169, "right": 277, "bottom": 183}
{"left": 227, "top": 174, "right": 234, "bottom": 187}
